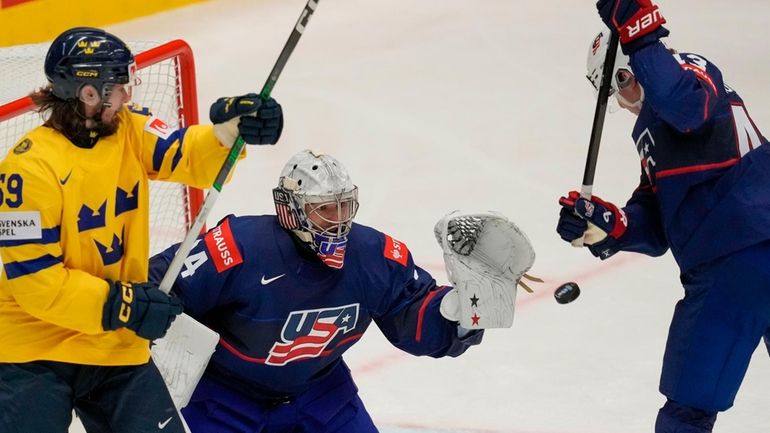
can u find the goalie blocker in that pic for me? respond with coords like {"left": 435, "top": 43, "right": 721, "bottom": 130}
{"left": 435, "top": 211, "right": 540, "bottom": 329}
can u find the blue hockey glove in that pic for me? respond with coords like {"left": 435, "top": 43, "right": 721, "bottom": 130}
{"left": 556, "top": 206, "right": 588, "bottom": 243}
{"left": 210, "top": 93, "right": 284, "bottom": 146}
{"left": 102, "top": 280, "right": 183, "bottom": 340}
{"left": 558, "top": 191, "right": 627, "bottom": 259}
{"left": 596, "top": 0, "right": 669, "bottom": 55}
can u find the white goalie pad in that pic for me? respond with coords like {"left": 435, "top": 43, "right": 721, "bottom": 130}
{"left": 434, "top": 211, "right": 536, "bottom": 329}
{"left": 151, "top": 314, "right": 219, "bottom": 409}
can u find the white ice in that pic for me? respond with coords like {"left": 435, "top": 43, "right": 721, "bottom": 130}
{"left": 63, "top": 0, "right": 770, "bottom": 431}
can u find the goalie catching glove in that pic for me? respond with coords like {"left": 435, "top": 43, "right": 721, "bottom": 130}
{"left": 210, "top": 93, "right": 284, "bottom": 146}
{"left": 435, "top": 211, "right": 540, "bottom": 329}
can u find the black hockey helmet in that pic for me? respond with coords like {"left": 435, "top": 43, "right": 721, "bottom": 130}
{"left": 44, "top": 27, "right": 135, "bottom": 101}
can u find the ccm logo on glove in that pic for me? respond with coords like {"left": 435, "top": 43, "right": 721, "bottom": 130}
{"left": 118, "top": 281, "right": 134, "bottom": 323}
{"left": 103, "top": 280, "right": 183, "bottom": 340}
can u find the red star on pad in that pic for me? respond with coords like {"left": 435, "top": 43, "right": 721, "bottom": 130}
{"left": 471, "top": 314, "right": 480, "bottom": 326}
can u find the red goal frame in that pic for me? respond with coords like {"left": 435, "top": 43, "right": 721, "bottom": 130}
{"left": 0, "top": 39, "right": 204, "bottom": 229}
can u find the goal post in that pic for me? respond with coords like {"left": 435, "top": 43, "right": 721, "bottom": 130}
{"left": 0, "top": 39, "right": 204, "bottom": 256}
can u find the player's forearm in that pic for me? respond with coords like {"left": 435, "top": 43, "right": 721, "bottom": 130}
{"left": 376, "top": 285, "right": 482, "bottom": 358}
{"left": 6, "top": 265, "right": 109, "bottom": 334}
{"left": 617, "top": 202, "right": 669, "bottom": 257}
{"left": 150, "top": 125, "right": 246, "bottom": 188}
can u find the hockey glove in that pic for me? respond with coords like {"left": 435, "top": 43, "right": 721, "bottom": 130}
{"left": 557, "top": 191, "right": 627, "bottom": 259}
{"left": 210, "top": 93, "right": 284, "bottom": 146}
{"left": 102, "top": 280, "right": 183, "bottom": 340}
{"left": 596, "top": 0, "right": 669, "bottom": 55}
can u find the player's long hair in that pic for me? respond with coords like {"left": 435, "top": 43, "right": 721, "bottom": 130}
{"left": 29, "top": 86, "right": 119, "bottom": 145}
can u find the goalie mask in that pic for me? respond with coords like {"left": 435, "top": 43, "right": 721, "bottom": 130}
{"left": 273, "top": 150, "right": 359, "bottom": 269}
{"left": 586, "top": 26, "right": 644, "bottom": 111}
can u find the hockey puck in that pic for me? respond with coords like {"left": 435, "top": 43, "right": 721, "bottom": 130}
{"left": 554, "top": 282, "right": 580, "bottom": 304}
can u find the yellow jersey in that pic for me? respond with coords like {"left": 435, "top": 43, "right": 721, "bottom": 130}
{"left": 0, "top": 107, "right": 238, "bottom": 365}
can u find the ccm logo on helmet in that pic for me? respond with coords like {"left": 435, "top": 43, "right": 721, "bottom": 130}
{"left": 622, "top": 8, "right": 665, "bottom": 42}
{"left": 204, "top": 218, "right": 243, "bottom": 272}
{"left": 75, "top": 70, "right": 99, "bottom": 78}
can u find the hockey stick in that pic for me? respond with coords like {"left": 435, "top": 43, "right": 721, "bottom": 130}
{"left": 158, "top": 0, "right": 320, "bottom": 294}
{"left": 152, "top": 0, "right": 321, "bottom": 411}
{"left": 573, "top": 32, "right": 619, "bottom": 247}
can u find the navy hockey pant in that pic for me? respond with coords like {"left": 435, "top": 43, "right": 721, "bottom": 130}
{"left": 0, "top": 359, "right": 183, "bottom": 433}
{"left": 181, "top": 362, "right": 377, "bottom": 433}
{"left": 656, "top": 241, "right": 770, "bottom": 431}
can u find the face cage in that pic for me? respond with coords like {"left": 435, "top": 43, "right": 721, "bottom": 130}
{"left": 303, "top": 192, "right": 360, "bottom": 241}
{"left": 100, "top": 61, "right": 140, "bottom": 108}
{"left": 273, "top": 186, "right": 359, "bottom": 244}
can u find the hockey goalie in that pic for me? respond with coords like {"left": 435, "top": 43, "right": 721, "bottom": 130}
{"left": 150, "top": 149, "right": 538, "bottom": 432}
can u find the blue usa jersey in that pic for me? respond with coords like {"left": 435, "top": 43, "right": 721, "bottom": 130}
{"left": 614, "top": 41, "right": 770, "bottom": 271}
{"left": 149, "top": 215, "right": 482, "bottom": 397}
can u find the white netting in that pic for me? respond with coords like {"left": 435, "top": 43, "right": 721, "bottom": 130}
{"left": 0, "top": 41, "right": 196, "bottom": 255}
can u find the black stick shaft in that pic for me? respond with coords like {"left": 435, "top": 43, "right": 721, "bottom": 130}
{"left": 260, "top": 0, "right": 319, "bottom": 99}
{"left": 580, "top": 33, "right": 619, "bottom": 199}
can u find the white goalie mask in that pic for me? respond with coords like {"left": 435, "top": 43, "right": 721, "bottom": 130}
{"left": 273, "top": 150, "right": 359, "bottom": 269}
{"left": 586, "top": 26, "right": 644, "bottom": 111}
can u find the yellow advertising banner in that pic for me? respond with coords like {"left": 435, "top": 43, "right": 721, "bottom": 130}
{"left": 0, "top": 0, "right": 206, "bottom": 46}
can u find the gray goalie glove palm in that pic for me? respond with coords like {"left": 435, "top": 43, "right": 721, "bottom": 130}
{"left": 434, "top": 211, "right": 538, "bottom": 329}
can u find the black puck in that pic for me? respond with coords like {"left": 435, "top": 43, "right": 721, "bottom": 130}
{"left": 554, "top": 282, "right": 580, "bottom": 304}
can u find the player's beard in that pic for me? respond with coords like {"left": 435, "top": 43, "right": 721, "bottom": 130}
{"left": 92, "top": 103, "right": 124, "bottom": 137}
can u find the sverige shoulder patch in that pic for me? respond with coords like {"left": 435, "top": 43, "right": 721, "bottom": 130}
{"left": 383, "top": 234, "right": 409, "bottom": 266}
{"left": 0, "top": 211, "right": 42, "bottom": 240}
{"left": 143, "top": 115, "right": 174, "bottom": 140}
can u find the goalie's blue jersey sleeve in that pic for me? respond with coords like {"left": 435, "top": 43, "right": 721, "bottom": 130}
{"left": 614, "top": 41, "right": 770, "bottom": 271}
{"left": 149, "top": 215, "right": 482, "bottom": 396}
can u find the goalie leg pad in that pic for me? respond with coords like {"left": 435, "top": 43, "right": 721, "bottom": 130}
{"left": 151, "top": 313, "right": 220, "bottom": 409}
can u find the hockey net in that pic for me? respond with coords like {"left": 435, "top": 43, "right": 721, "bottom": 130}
{"left": 0, "top": 40, "right": 204, "bottom": 255}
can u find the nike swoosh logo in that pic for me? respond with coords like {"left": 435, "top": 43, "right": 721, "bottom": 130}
{"left": 261, "top": 274, "right": 286, "bottom": 285}
{"left": 158, "top": 417, "right": 173, "bottom": 429}
{"left": 59, "top": 170, "right": 72, "bottom": 185}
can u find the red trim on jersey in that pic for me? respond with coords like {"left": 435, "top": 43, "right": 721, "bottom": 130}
{"left": 383, "top": 235, "right": 409, "bottom": 266}
{"left": 415, "top": 287, "right": 449, "bottom": 342}
{"left": 701, "top": 87, "right": 711, "bottom": 122}
{"left": 680, "top": 64, "right": 718, "bottom": 94}
{"left": 204, "top": 218, "right": 243, "bottom": 273}
{"left": 220, "top": 333, "right": 364, "bottom": 364}
{"left": 219, "top": 338, "right": 267, "bottom": 364}
{"left": 679, "top": 63, "right": 718, "bottom": 124}
{"left": 656, "top": 158, "right": 739, "bottom": 179}
{"left": 319, "top": 333, "right": 364, "bottom": 356}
